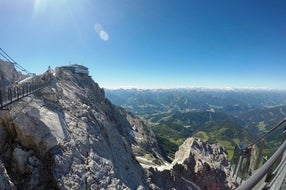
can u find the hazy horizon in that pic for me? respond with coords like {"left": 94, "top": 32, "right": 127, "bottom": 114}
{"left": 104, "top": 86, "right": 286, "bottom": 91}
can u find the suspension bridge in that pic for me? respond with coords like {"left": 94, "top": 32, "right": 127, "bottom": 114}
{"left": 0, "top": 48, "right": 51, "bottom": 110}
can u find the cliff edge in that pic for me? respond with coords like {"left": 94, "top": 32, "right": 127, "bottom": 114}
{"left": 0, "top": 63, "right": 236, "bottom": 189}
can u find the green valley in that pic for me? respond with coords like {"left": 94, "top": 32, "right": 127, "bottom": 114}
{"left": 106, "top": 88, "right": 286, "bottom": 160}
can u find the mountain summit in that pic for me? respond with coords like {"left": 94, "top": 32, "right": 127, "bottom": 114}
{"left": 0, "top": 64, "right": 235, "bottom": 189}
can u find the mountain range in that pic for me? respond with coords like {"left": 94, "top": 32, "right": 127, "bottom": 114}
{"left": 106, "top": 88, "right": 286, "bottom": 115}
{"left": 106, "top": 88, "right": 286, "bottom": 159}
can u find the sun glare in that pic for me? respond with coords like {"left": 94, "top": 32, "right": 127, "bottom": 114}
{"left": 33, "top": 0, "right": 48, "bottom": 13}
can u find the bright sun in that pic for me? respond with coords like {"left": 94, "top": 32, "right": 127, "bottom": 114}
{"left": 33, "top": 0, "right": 48, "bottom": 13}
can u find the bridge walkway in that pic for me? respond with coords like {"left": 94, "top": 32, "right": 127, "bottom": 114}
{"left": 0, "top": 73, "right": 51, "bottom": 110}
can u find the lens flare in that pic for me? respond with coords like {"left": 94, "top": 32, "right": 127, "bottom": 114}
{"left": 94, "top": 23, "right": 109, "bottom": 41}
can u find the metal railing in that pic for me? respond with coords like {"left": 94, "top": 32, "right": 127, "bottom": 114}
{"left": 0, "top": 73, "right": 51, "bottom": 110}
{"left": 236, "top": 140, "right": 286, "bottom": 189}
{"left": 233, "top": 118, "right": 286, "bottom": 189}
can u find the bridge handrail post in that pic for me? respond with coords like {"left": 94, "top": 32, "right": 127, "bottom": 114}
{"left": 232, "top": 144, "right": 240, "bottom": 177}
{"left": 234, "top": 155, "right": 243, "bottom": 182}
{"left": 8, "top": 88, "right": 12, "bottom": 103}
{"left": 254, "top": 138, "right": 265, "bottom": 170}
{"left": 16, "top": 87, "right": 19, "bottom": 100}
{"left": 0, "top": 90, "right": 3, "bottom": 108}
{"left": 11, "top": 87, "right": 14, "bottom": 99}
{"left": 232, "top": 143, "right": 254, "bottom": 183}
{"left": 25, "top": 85, "right": 28, "bottom": 96}
{"left": 14, "top": 87, "right": 16, "bottom": 99}
{"left": 28, "top": 85, "right": 30, "bottom": 95}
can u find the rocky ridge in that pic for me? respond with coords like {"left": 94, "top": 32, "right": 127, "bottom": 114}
{"left": 148, "top": 137, "right": 236, "bottom": 189}
{"left": 0, "top": 62, "right": 236, "bottom": 189}
{"left": 0, "top": 60, "right": 20, "bottom": 88}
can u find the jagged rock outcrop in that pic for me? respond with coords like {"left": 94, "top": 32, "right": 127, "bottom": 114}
{"left": 0, "top": 66, "right": 159, "bottom": 189}
{"left": 0, "top": 60, "right": 22, "bottom": 88}
{"left": 148, "top": 137, "right": 236, "bottom": 190}
{"left": 0, "top": 161, "right": 16, "bottom": 190}
{"left": 124, "top": 110, "right": 166, "bottom": 167}
{"left": 0, "top": 64, "right": 236, "bottom": 189}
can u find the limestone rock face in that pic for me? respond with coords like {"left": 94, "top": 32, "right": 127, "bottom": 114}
{"left": 0, "top": 60, "right": 22, "bottom": 88}
{"left": 123, "top": 110, "right": 166, "bottom": 167}
{"left": 0, "top": 65, "right": 236, "bottom": 189}
{"left": 148, "top": 137, "right": 236, "bottom": 190}
{"left": 1, "top": 67, "right": 150, "bottom": 189}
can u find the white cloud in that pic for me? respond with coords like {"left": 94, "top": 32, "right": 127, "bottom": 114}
{"left": 94, "top": 23, "right": 109, "bottom": 41}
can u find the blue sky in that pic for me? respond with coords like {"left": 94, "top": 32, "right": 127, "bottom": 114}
{"left": 1, "top": 0, "right": 286, "bottom": 89}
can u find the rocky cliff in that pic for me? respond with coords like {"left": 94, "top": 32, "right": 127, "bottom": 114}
{"left": 0, "top": 66, "right": 151, "bottom": 189}
{"left": 0, "top": 63, "right": 236, "bottom": 189}
{"left": 148, "top": 138, "right": 237, "bottom": 189}
{"left": 0, "top": 60, "right": 21, "bottom": 88}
